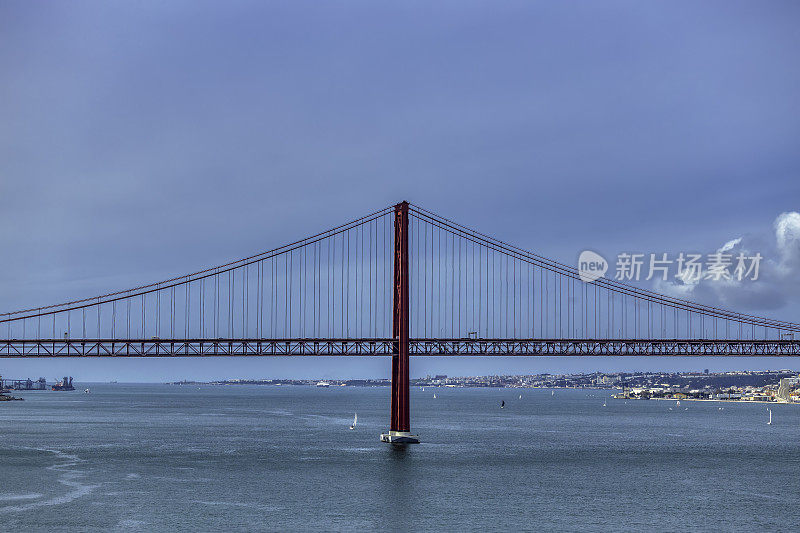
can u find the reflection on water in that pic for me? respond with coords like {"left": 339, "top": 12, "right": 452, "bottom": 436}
{"left": 380, "top": 444, "right": 415, "bottom": 531}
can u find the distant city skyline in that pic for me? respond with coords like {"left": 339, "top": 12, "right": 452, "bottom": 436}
{"left": 2, "top": 356, "right": 797, "bottom": 384}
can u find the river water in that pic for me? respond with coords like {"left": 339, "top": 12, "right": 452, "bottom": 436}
{"left": 1, "top": 384, "right": 798, "bottom": 531}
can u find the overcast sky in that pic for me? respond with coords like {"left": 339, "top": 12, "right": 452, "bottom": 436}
{"left": 1, "top": 1, "right": 798, "bottom": 381}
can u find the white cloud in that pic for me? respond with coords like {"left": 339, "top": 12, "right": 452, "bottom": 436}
{"left": 774, "top": 212, "right": 800, "bottom": 274}
{"left": 656, "top": 211, "right": 800, "bottom": 312}
{"left": 718, "top": 237, "right": 741, "bottom": 253}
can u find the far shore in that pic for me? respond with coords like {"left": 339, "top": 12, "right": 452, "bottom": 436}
{"left": 624, "top": 397, "right": 796, "bottom": 406}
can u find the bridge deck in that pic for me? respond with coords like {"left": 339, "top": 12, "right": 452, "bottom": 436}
{"left": 2, "top": 338, "right": 799, "bottom": 357}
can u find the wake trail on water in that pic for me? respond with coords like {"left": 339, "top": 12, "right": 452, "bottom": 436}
{"left": 0, "top": 448, "right": 100, "bottom": 513}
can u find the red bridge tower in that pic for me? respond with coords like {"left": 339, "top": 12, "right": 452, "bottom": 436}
{"left": 381, "top": 201, "right": 419, "bottom": 444}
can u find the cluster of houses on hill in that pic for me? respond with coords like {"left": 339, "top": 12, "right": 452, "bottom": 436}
{"left": 616, "top": 375, "right": 800, "bottom": 403}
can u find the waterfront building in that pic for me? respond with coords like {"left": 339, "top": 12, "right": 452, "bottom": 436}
{"left": 776, "top": 376, "right": 799, "bottom": 403}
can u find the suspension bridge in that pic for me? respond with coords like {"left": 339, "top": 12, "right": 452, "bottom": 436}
{"left": 2, "top": 201, "right": 799, "bottom": 443}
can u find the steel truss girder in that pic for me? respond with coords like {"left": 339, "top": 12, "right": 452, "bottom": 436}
{"left": 410, "top": 339, "right": 800, "bottom": 356}
{"left": 1, "top": 338, "right": 799, "bottom": 357}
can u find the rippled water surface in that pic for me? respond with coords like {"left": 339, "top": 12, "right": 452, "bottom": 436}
{"left": 1, "top": 384, "right": 799, "bottom": 531}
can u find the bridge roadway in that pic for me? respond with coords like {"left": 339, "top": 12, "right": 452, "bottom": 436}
{"left": 2, "top": 338, "right": 799, "bottom": 357}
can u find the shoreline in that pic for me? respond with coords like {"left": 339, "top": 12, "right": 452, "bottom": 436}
{"left": 622, "top": 397, "right": 795, "bottom": 406}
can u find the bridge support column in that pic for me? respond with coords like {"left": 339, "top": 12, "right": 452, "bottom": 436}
{"left": 381, "top": 201, "right": 419, "bottom": 444}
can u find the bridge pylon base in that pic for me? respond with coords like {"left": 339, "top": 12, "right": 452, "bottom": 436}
{"left": 380, "top": 431, "right": 419, "bottom": 444}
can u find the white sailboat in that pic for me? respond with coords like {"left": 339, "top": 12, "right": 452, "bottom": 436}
{"left": 603, "top": 399, "right": 607, "bottom": 407}
{"left": 433, "top": 393, "right": 437, "bottom": 399}
{"left": 518, "top": 394, "right": 522, "bottom": 400}
{"left": 676, "top": 400, "right": 680, "bottom": 407}
{"left": 767, "top": 408, "right": 772, "bottom": 425}
{"left": 349, "top": 413, "right": 357, "bottom": 430}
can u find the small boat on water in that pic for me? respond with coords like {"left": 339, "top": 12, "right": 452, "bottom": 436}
{"left": 767, "top": 408, "right": 772, "bottom": 425}
{"left": 349, "top": 413, "right": 357, "bottom": 430}
{"left": 84, "top": 388, "right": 90, "bottom": 394}
{"left": 433, "top": 393, "right": 437, "bottom": 399}
{"left": 676, "top": 400, "right": 680, "bottom": 407}
{"left": 501, "top": 400, "right": 505, "bottom": 409}
{"left": 551, "top": 391, "right": 554, "bottom": 396}
{"left": 603, "top": 399, "right": 607, "bottom": 407}
{"left": 316, "top": 381, "right": 330, "bottom": 388}
{"left": 518, "top": 394, "right": 522, "bottom": 400}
